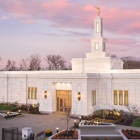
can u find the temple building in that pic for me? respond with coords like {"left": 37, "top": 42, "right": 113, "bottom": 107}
{"left": 0, "top": 15, "right": 140, "bottom": 116}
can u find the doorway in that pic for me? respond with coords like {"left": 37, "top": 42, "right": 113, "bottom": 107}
{"left": 56, "top": 90, "right": 71, "bottom": 112}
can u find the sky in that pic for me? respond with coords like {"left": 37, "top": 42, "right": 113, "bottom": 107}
{"left": 0, "top": 0, "right": 140, "bottom": 69}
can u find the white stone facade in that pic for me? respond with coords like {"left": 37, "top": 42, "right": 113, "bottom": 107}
{"left": 0, "top": 16, "right": 139, "bottom": 116}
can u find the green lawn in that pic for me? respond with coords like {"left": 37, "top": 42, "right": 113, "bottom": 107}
{"left": 0, "top": 104, "right": 18, "bottom": 111}
{"left": 131, "top": 118, "right": 140, "bottom": 127}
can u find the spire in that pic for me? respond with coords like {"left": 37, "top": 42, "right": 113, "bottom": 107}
{"left": 94, "top": 6, "right": 103, "bottom": 37}
{"left": 94, "top": 16, "right": 103, "bottom": 37}
{"left": 90, "top": 15, "right": 106, "bottom": 53}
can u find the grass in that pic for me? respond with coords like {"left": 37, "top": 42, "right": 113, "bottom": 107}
{"left": 131, "top": 118, "right": 140, "bottom": 127}
{"left": 0, "top": 104, "right": 18, "bottom": 111}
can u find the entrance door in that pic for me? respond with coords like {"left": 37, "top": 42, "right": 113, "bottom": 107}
{"left": 56, "top": 90, "right": 71, "bottom": 112}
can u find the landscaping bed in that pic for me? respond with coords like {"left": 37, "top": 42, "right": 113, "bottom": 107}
{"left": 48, "top": 130, "right": 81, "bottom": 140}
{"left": 122, "top": 129, "right": 140, "bottom": 139}
{"left": 80, "top": 109, "right": 128, "bottom": 125}
{"left": 0, "top": 110, "right": 20, "bottom": 119}
{"left": 52, "top": 130, "right": 78, "bottom": 139}
{"left": 81, "top": 121, "right": 111, "bottom": 125}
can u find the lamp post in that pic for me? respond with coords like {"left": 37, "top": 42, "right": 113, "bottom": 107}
{"left": 7, "top": 111, "right": 9, "bottom": 118}
{"left": 56, "top": 128, "right": 59, "bottom": 133}
{"left": 74, "top": 120, "right": 77, "bottom": 128}
{"left": 79, "top": 116, "right": 81, "bottom": 122}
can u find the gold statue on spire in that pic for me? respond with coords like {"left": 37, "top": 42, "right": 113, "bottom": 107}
{"left": 94, "top": 6, "right": 100, "bottom": 16}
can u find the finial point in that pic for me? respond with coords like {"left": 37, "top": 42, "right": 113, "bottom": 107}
{"left": 94, "top": 6, "right": 100, "bottom": 16}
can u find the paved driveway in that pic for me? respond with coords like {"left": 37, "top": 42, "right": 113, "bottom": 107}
{"left": 0, "top": 113, "right": 76, "bottom": 139}
{"left": 1, "top": 113, "right": 140, "bottom": 140}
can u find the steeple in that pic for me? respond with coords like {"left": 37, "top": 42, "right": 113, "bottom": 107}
{"left": 71, "top": 14, "right": 123, "bottom": 73}
{"left": 94, "top": 16, "right": 103, "bottom": 37}
{"left": 90, "top": 16, "right": 107, "bottom": 53}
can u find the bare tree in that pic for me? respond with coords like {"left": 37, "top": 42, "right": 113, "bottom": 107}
{"left": 126, "top": 103, "right": 140, "bottom": 131}
{"left": 111, "top": 54, "right": 118, "bottom": 59}
{"left": 44, "top": 54, "right": 66, "bottom": 70}
{"left": 64, "top": 107, "right": 71, "bottom": 135}
{"left": 121, "top": 56, "right": 140, "bottom": 69}
{"left": 19, "top": 58, "right": 28, "bottom": 71}
{"left": 28, "top": 54, "right": 42, "bottom": 70}
{"left": 6, "top": 59, "right": 16, "bottom": 71}
{"left": 68, "top": 65, "right": 72, "bottom": 70}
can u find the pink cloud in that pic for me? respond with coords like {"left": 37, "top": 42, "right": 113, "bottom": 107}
{"left": 0, "top": 15, "right": 9, "bottom": 20}
{"left": 80, "top": 38, "right": 90, "bottom": 42}
{"left": 108, "top": 38, "right": 136, "bottom": 47}
{"left": 20, "top": 19, "right": 36, "bottom": 24}
{"left": 42, "top": 0, "right": 72, "bottom": 10}
{"left": 69, "top": 38, "right": 90, "bottom": 42}
{"left": 123, "top": 22, "right": 140, "bottom": 34}
{"left": 0, "top": 0, "right": 140, "bottom": 35}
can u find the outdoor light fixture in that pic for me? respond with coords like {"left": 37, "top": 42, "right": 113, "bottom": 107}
{"left": 74, "top": 120, "right": 77, "bottom": 128}
{"left": 18, "top": 110, "right": 21, "bottom": 114}
{"left": 77, "top": 92, "right": 81, "bottom": 101}
{"left": 44, "top": 91, "right": 47, "bottom": 98}
{"left": 79, "top": 116, "right": 81, "bottom": 122}
{"left": 7, "top": 111, "right": 9, "bottom": 117}
{"left": 56, "top": 127, "right": 59, "bottom": 133}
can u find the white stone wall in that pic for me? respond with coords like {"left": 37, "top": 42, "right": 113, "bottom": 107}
{"left": 0, "top": 71, "right": 140, "bottom": 115}
{"left": 71, "top": 81, "right": 88, "bottom": 115}
{"left": 0, "top": 74, "right": 7, "bottom": 103}
{"left": 0, "top": 74, "right": 27, "bottom": 104}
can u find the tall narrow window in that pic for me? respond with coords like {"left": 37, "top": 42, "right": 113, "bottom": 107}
{"left": 114, "top": 90, "right": 118, "bottom": 105}
{"left": 31, "top": 87, "right": 34, "bottom": 99}
{"left": 103, "top": 43, "right": 105, "bottom": 51}
{"left": 124, "top": 90, "right": 128, "bottom": 106}
{"left": 101, "top": 22, "right": 103, "bottom": 35}
{"left": 28, "top": 87, "right": 30, "bottom": 99}
{"left": 94, "top": 43, "right": 99, "bottom": 50}
{"left": 96, "top": 22, "right": 99, "bottom": 33}
{"left": 92, "top": 90, "right": 96, "bottom": 105}
{"left": 119, "top": 90, "right": 123, "bottom": 105}
{"left": 35, "top": 87, "right": 37, "bottom": 100}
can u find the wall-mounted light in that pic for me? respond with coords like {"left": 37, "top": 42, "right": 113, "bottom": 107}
{"left": 77, "top": 92, "right": 81, "bottom": 101}
{"left": 44, "top": 91, "right": 47, "bottom": 98}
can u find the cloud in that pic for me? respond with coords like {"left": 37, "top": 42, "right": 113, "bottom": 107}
{"left": 69, "top": 38, "right": 90, "bottom": 42}
{"left": 108, "top": 38, "right": 136, "bottom": 47}
{"left": 36, "top": 32, "right": 61, "bottom": 37}
{"left": 60, "top": 30, "right": 89, "bottom": 36}
{"left": 20, "top": 19, "right": 36, "bottom": 24}
{"left": 0, "top": 16, "right": 9, "bottom": 20}
{"left": 0, "top": 0, "right": 140, "bottom": 35}
{"left": 37, "top": 30, "right": 90, "bottom": 37}
{"left": 123, "top": 22, "right": 140, "bottom": 34}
